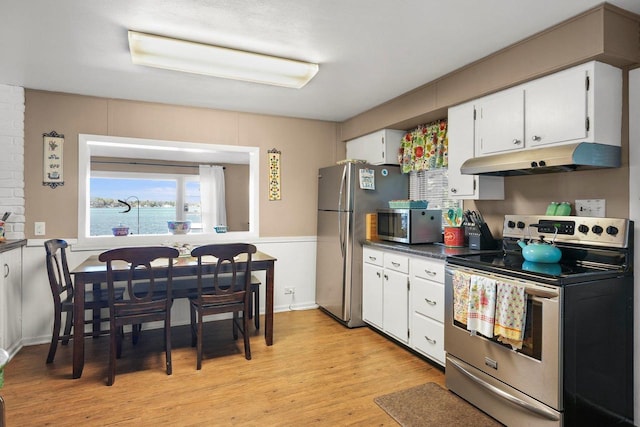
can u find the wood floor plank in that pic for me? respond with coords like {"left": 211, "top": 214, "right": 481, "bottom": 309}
{"left": 0, "top": 309, "right": 445, "bottom": 426}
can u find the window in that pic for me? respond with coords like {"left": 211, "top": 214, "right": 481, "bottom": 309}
{"left": 77, "top": 134, "right": 259, "bottom": 249}
{"left": 90, "top": 173, "right": 202, "bottom": 236}
{"left": 409, "top": 169, "right": 461, "bottom": 226}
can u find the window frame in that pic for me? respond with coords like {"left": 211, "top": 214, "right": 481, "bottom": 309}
{"left": 77, "top": 134, "right": 259, "bottom": 250}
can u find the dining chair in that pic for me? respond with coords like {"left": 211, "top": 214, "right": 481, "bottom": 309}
{"left": 44, "top": 239, "right": 125, "bottom": 364}
{"left": 189, "top": 243, "right": 257, "bottom": 369}
{"left": 99, "top": 246, "right": 179, "bottom": 386}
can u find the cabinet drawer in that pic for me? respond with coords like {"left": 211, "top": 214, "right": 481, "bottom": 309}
{"left": 363, "top": 247, "right": 383, "bottom": 266}
{"left": 412, "top": 277, "right": 444, "bottom": 321}
{"left": 384, "top": 253, "right": 409, "bottom": 274}
{"left": 412, "top": 313, "right": 445, "bottom": 365}
{"left": 411, "top": 257, "right": 444, "bottom": 283}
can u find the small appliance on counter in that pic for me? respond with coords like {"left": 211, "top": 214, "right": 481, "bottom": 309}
{"left": 377, "top": 207, "right": 442, "bottom": 244}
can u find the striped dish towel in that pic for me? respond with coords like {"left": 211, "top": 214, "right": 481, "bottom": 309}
{"left": 494, "top": 281, "right": 527, "bottom": 350}
{"left": 453, "top": 270, "right": 471, "bottom": 325}
{"left": 466, "top": 275, "right": 496, "bottom": 338}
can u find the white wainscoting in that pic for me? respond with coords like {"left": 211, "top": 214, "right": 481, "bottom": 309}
{"left": 22, "top": 236, "right": 318, "bottom": 346}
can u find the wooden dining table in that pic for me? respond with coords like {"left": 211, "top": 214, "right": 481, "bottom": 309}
{"left": 69, "top": 249, "right": 277, "bottom": 379}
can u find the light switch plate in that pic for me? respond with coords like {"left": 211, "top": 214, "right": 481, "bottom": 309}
{"left": 575, "top": 199, "right": 605, "bottom": 217}
{"left": 35, "top": 222, "right": 46, "bottom": 235}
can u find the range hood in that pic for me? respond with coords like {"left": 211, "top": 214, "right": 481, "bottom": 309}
{"left": 460, "top": 142, "right": 621, "bottom": 176}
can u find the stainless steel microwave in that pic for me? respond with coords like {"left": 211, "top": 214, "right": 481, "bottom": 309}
{"left": 376, "top": 208, "right": 442, "bottom": 244}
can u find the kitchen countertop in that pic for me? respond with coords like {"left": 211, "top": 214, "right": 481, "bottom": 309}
{"left": 0, "top": 239, "right": 27, "bottom": 254}
{"left": 364, "top": 239, "right": 499, "bottom": 260}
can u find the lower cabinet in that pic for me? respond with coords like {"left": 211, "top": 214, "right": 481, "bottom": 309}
{"left": 362, "top": 245, "right": 445, "bottom": 366}
{"left": 362, "top": 247, "right": 409, "bottom": 344}
{"left": 0, "top": 247, "right": 22, "bottom": 353}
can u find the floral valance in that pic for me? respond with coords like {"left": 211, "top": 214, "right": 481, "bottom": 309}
{"left": 398, "top": 119, "right": 448, "bottom": 174}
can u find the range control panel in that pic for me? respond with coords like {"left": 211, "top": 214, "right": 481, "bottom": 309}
{"left": 503, "top": 215, "right": 631, "bottom": 248}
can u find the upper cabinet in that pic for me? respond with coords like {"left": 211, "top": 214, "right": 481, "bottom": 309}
{"left": 345, "top": 129, "right": 405, "bottom": 165}
{"left": 448, "top": 102, "right": 505, "bottom": 200}
{"left": 475, "top": 61, "right": 622, "bottom": 157}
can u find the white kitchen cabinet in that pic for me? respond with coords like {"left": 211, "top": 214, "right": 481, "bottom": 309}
{"left": 0, "top": 247, "right": 22, "bottom": 354}
{"left": 362, "top": 247, "right": 409, "bottom": 344}
{"left": 447, "top": 101, "right": 504, "bottom": 200}
{"left": 382, "top": 252, "right": 409, "bottom": 343}
{"left": 362, "top": 247, "right": 384, "bottom": 329}
{"left": 474, "top": 61, "right": 621, "bottom": 157}
{"left": 346, "top": 129, "right": 405, "bottom": 165}
{"left": 475, "top": 87, "right": 525, "bottom": 155}
{"left": 410, "top": 256, "right": 445, "bottom": 366}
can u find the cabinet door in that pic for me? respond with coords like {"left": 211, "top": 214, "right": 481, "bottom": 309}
{"left": 526, "top": 66, "right": 588, "bottom": 147}
{"left": 447, "top": 102, "right": 477, "bottom": 197}
{"left": 383, "top": 269, "right": 408, "bottom": 343}
{"left": 362, "top": 262, "right": 384, "bottom": 329}
{"left": 476, "top": 88, "right": 524, "bottom": 155}
{"left": 1, "top": 248, "right": 22, "bottom": 351}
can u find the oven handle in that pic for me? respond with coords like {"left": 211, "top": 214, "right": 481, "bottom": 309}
{"left": 448, "top": 357, "right": 560, "bottom": 421}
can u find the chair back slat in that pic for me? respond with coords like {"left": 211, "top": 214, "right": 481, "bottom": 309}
{"left": 44, "top": 239, "right": 73, "bottom": 302}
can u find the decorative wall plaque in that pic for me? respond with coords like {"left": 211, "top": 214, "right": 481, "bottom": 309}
{"left": 43, "top": 131, "right": 64, "bottom": 188}
{"left": 268, "top": 148, "right": 281, "bottom": 201}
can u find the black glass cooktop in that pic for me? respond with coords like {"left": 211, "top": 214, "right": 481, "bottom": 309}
{"left": 447, "top": 243, "right": 630, "bottom": 286}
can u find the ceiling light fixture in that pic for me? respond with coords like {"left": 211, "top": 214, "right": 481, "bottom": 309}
{"left": 127, "top": 30, "right": 319, "bottom": 89}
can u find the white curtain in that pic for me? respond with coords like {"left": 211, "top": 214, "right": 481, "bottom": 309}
{"left": 199, "top": 165, "right": 227, "bottom": 230}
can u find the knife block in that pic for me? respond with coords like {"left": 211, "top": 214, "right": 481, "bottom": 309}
{"left": 466, "top": 223, "right": 497, "bottom": 250}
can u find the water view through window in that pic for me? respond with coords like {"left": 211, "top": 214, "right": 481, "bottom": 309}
{"left": 90, "top": 177, "right": 201, "bottom": 236}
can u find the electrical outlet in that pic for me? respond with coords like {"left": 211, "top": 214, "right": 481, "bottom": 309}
{"left": 284, "top": 287, "right": 295, "bottom": 295}
{"left": 35, "top": 222, "right": 46, "bottom": 235}
{"left": 575, "top": 199, "right": 606, "bottom": 218}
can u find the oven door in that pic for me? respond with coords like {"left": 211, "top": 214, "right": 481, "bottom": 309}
{"left": 444, "top": 265, "right": 562, "bottom": 424}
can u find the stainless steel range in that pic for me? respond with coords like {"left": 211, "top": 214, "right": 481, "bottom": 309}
{"left": 444, "top": 215, "right": 634, "bottom": 427}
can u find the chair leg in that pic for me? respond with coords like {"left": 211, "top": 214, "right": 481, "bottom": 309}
{"left": 116, "top": 326, "right": 123, "bottom": 359}
{"left": 232, "top": 312, "right": 239, "bottom": 340}
{"left": 243, "top": 309, "right": 251, "bottom": 360}
{"left": 62, "top": 309, "right": 73, "bottom": 345}
{"left": 165, "top": 318, "right": 172, "bottom": 376}
{"left": 190, "top": 303, "right": 197, "bottom": 347}
{"left": 132, "top": 324, "right": 141, "bottom": 344}
{"left": 108, "top": 325, "right": 117, "bottom": 386}
{"left": 254, "top": 288, "right": 260, "bottom": 330}
{"left": 196, "top": 311, "right": 203, "bottom": 370}
{"left": 46, "top": 307, "right": 63, "bottom": 364}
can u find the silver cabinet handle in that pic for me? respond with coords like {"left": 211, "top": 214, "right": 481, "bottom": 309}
{"left": 383, "top": 274, "right": 388, "bottom": 280}
{"left": 424, "top": 298, "right": 436, "bottom": 306}
{"left": 368, "top": 256, "right": 377, "bottom": 261}
{"left": 424, "top": 269, "right": 437, "bottom": 277}
{"left": 532, "top": 135, "right": 542, "bottom": 142}
{"left": 3, "top": 263, "right": 8, "bottom": 279}
{"left": 376, "top": 271, "right": 381, "bottom": 278}
{"left": 450, "top": 188, "right": 457, "bottom": 194}
{"left": 391, "top": 261, "right": 400, "bottom": 267}
{"left": 424, "top": 336, "right": 436, "bottom": 344}
{"left": 512, "top": 139, "right": 522, "bottom": 145}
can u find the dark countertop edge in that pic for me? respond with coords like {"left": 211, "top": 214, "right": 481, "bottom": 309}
{"left": 0, "top": 239, "right": 27, "bottom": 254}
{"left": 364, "top": 239, "right": 499, "bottom": 260}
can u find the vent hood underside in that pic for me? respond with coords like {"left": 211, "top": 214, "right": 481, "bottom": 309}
{"left": 459, "top": 142, "right": 621, "bottom": 176}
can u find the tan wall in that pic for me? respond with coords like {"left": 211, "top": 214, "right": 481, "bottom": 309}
{"left": 24, "top": 90, "right": 340, "bottom": 239}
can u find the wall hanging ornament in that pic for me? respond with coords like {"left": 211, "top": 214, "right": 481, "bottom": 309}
{"left": 268, "top": 148, "right": 281, "bottom": 201}
{"left": 43, "top": 131, "right": 64, "bottom": 188}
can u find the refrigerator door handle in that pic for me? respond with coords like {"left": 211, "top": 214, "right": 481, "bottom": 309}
{"left": 338, "top": 165, "right": 347, "bottom": 257}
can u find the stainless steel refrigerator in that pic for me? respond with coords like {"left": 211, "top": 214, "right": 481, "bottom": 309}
{"left": 315, "top": 163, "right": 407, "bottom": 327}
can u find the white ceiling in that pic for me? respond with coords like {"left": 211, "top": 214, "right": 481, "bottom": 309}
{"left": 2, "top": 1, "right": 640, "bottom": 122}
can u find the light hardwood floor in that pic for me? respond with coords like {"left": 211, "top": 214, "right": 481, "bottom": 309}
{"left": 1, "top": 309, "right": 445, "bottom": 426}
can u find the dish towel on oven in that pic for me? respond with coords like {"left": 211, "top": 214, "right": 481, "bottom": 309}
{"left": 452, "top": 270, "right": 471, "bottom": 325}
{"left": 466, "top": 275, "right": 496, "bottom": 338}
{"left": 494, "top": 281, "right": 527, "bottom": 350}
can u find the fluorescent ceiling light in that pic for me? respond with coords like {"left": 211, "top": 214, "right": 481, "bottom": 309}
{"left": 128, "top": 30, "right": 319, "bottom": 89}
